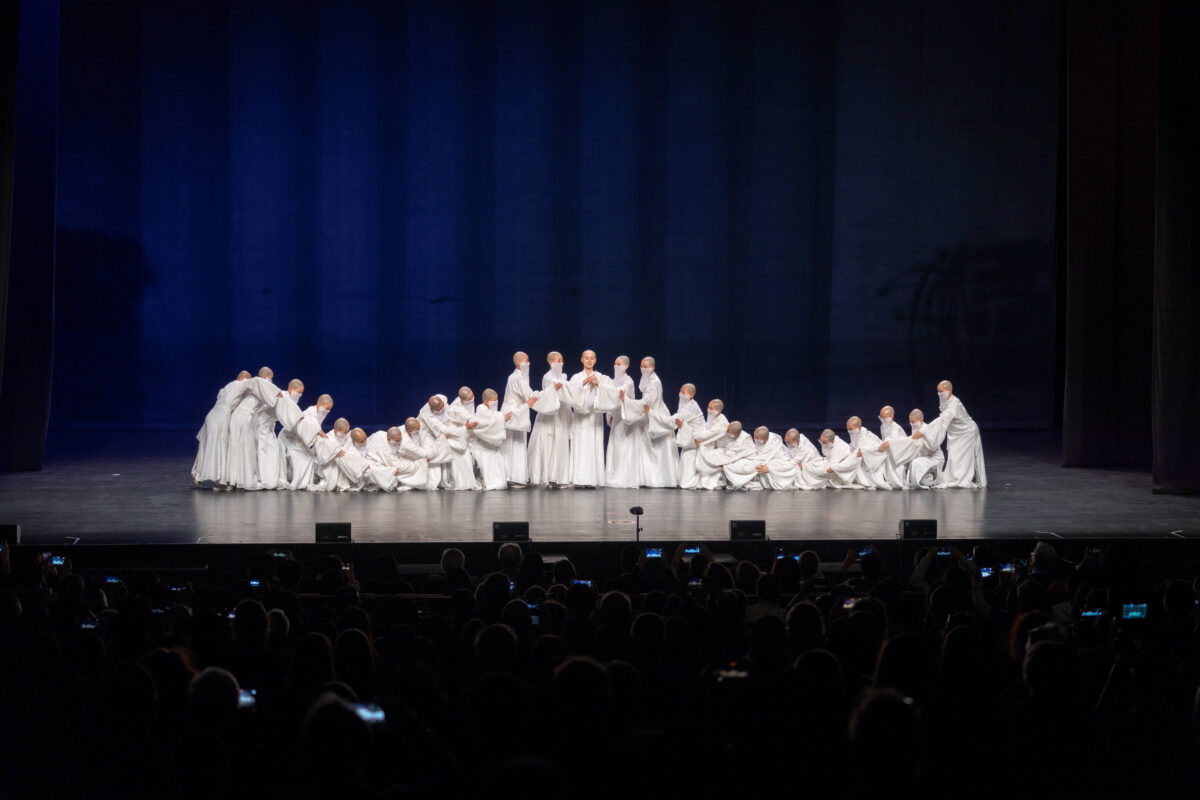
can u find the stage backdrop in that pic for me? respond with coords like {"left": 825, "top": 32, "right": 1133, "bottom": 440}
{"left": 52, "top": 0, "right": 1059, "bottom": 433}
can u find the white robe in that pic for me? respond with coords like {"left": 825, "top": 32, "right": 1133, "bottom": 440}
{"left": 784, "top": 435, "right": 825, "bottom": 490}
{"left": 192, "top": 378, "right": 253, "bottom": 484}
{"left": 696, "top": 431, "right": 756, "bottom": 490}
{"left": 444, "top": 398, "right": 480, "bottom": 490}
{"left": 279, "top": 405, "right": 329, "bottom": 490}
{"left": 418, "top": 396, "right": 454, "bottom": 489}
{"left": 351, "top": 440, "right": 397, "bottom": 491}
{"left": 885, "top": 419, "right": 947, "bottom": 489}
{"left": 254, "top": 406, "right": 287, "bottom": 490}
{"left": 935, "top": 395, "right": 987, "bottom": 488}
{"left": 471, "top": 404, "right": 509, "bottom": 490}
{"left": 407, "top": 428, "right": 444, "bottom": 490}
{"left": 805, "top": 436, "right": 860, "bottom": 489}
{"left": 850, "top": 427, "right": 891, "bottom": 490}
{"left": 500, "top": 368, "right": 536, "bottom": 485}
{"left": 603, "top": 373, "right": 640, "bottom": 488}
{"left": 363, "top": 431, "right": 426, "bottom": 491}
{"left": 680, "top": 411, "right": 727, "bottom": 489}
{"left": 628, "top": 371, "right": 679, "bottom": 487}
{"left": 564, "top": 370, "right": 610, "bottom": 487}
{"left": 527, "top": 369, "right": 572, "bottom": 486}
{"left": 724, "top": 432, "right": 801, "bottom": 490}
{"left": 225, "top": 394, "right": 263, "bottom": 490}
{"left": 311, "top": 430, "right": 355, "bottom": 491}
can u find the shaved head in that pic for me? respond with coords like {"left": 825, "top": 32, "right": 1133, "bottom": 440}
{"left": 681, "top": 383, "right": 696, "bottom": 396}
{"left": 236, "top": 370, "right": 252, "bottom": 380}
{"left": 820, "top": 428, "right": 835, "bottom": 444}
{"left": 846, "top": 416, "right": 862, "bottom": 430}
{"left": 709, "top": 399, "right": 724, "bottom": 412}
{"left": 785, "top": 428, "right": 800, "bottom": 444}
{"left": 428, "top": 395, "right": 444, "bottom": 412}
{"left": 938, "top": 380, "right": 953, "bottom": 393}
{"left": 548, "top": 351, "right": 562, "bottom": 363}
{"left": 754, "top": 425, "right": 769, "bottom": 441}
{"left": 387, "top": 426, "right": 403, "bottom": 442}
{"left": 458, "top": 386, "right": 473, "bottom": 403}
{"left": 333, "top": 417, "right": 349, "bottom": 433}
{"left": 404, "top": 417, "right": 421, "bottom": 433}
{"left": 482, "top": 388, "right": 498, "bottom": 403}
{"left": 614, "top": 355, "right": 630, "bottom": 367}
{"left": 288, "top": 378, "right": 304, "bottom": 391}
{"left": 350, "top": 427, "right": 366, "bottom": 445}
{"left": 641, "top": 356, "right": 656, "bottom": 368}
{"left": 257, "top": 366, "right": 273, "bottom": 379}
{"left": 879, "top": 405, "right": 894, "bottom": 418}
{"left": 317, "top": 394, "right": 333, "bottom": 408}
{"left": 728, "top": 421, "right": 743, "bottom": 437}
{"left": 513, "top": 351, "right": 528, "bottom": 367}
{"left": 910, "top": 408, "right": 925, "bottom": 422}
{"left": 581, "top": 349, "right": 595, "bottom": 359}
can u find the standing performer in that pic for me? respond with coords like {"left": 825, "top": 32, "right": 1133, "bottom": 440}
{"left": 254, "top": 378, "right": 300, "bottom": 490}
{"left": 418, "top": 394, "right": 454, "bottom": 489}
{"left": 226, "top": 368, "right": 274, "bottom": 490}
{"left": 445, "top": 387, "right": 481, "bottom": 490}
{"left": 628, "top": 357, "right": 679, "bottom": 487}
{"left": 500, "top": 352, "right": 537, "bottom": 486}
{"left": 528, "top": 351, "right": 572, "bottom": 487}
{"left": 192, "top": 370, "right": 252, "bottom": 487}
{"left": 848, "top": 416, "right": 891, "bottom": 490}
{"left": 564, "top": 350, "right": 609, "bottom": 488}
{"left": 471, "top": 389, "right": 510, "bottom": 490}
{"left": 676, "top": 393, "right": 719, "bottom": 489}
{"left": 279, "top": 394, "right": 333, "bottom": 491}
{"left": 922, "top": 380, "right": 987, "bottom": 488}
{"left": 603, "top": 356, "right": 640, "bottom": 488}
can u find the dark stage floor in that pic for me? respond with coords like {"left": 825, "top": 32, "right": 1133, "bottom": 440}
{"left": 0, "top": 432, "right": 1196, "bottom": 546}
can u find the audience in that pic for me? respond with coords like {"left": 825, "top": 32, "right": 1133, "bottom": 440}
{"left": 0, "top": 540, "right": 1196, "bottom": 797}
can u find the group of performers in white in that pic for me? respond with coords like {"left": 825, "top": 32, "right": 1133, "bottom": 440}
{"left": 191, "top": 352, "right": 986, "bottom": 493}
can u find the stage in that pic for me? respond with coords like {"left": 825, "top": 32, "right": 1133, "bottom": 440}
{"left": 0, "top": 431, "right": 1193, "bottom": 547}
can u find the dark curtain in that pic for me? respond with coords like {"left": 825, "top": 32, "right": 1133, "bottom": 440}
{"left": 1152, "top": 0, "right": 1200, "bottom": 494}
{"left": 51, "top": 0, "right": 1059, "bottom": 436}
{"left": 1060, "top": 0, "right": 1156, "bottom": 469}
{"left": 0, "top": 0, "right": 58, "bottom": 471}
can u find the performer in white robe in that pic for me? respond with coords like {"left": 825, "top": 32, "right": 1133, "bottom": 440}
{"left": 280, "top": 394, "right": 333, "bottom": 490}
{"left": 695, "top": 421, "right": 755, "bottom": 490}
{"left": 471, "top": 390, "right": 510, "bottom": 490}
{"left": 365, "top": 425, "right": 429, "bottom": 491}
{"left": 681, "top": 398, "right": 728, "bottom": 489}
{"left": 500, "top": 352, "right": 538, "bottom": 486}
{"left": 848, "top": 416, "right": 891, "bottom": 490}
{"left": 445, "top": 387, "right": 481, "bottom": 491}
{"left": 627, "top": 357, "right": 679, "bottom": 487}
{"left": 724, "top": 427, "right": 801, "bottom": 490}
{"left": 254, "top": 378, "right": 300, "bottom": 490}
{"left": 226, "top": 394, "right": 263, "bottom": 490}
{"left": 312, "top": 418, "right": 354, "bottom": 491}
{"left": 564, "top": 350, "right": 610, "bottom": 488}
{"left": 348, "top": 428, "right": 396, "bottom": 491}
{"left": 527, "top": 352, "right": 572, "bottom": 487}
{"left": 878, "top": 408, "right": 946, "bottom": 489}
{"left": 783, "top": 428, "right": 825, "bottom": 490}
{"left": 671, "top": 384, "right": 705, "bottom": 489}
{"left": 874, "top": 405, "right": 913, "bottom": 489}
{"left": 603, "top": 356, "right": 640, "bottom": 488}
{"left": 805, "top": 429, "right": 860, "bottom": 489}
{"left": 926, "top": 380, "right": 987, "bottom": 488}
{"left": 418, "top": 394, "right": 455, "bottom": 489}
{"left": 192, "top": 370, "right": 252, "bottom": 487}
{"left": 398, "top": 417, "right": 443, "bottom": 490}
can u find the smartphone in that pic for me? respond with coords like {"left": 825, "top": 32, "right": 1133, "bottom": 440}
{"left": 1121, "top": 603, "right": 1148, "bottom": 620}
{"left": 979, "top": 567, "right": 993, "bottom": 578}
{"left": 351, "top": 703, "right": 386, "bottom": 724}
{"left": 340, "top": 563, "right": 351, "bottom": 572}
{"left": 936, "top": 549, "right": 952, "bottom": 557}
{"left": 1000, "top": 563, "right": 1015, "bottom": 573}
{"left": 41, "top": 552, "right": 50, "bottom": 560}
{"left": 104, "top": 576, "right": 122, "bottom": 585}
{"left": 271, "top": 551, "right": 288, "bottom": 559}
{"left": 858, "top": 548, "right": 872, "bottom": 558}
{"left": 688, "top": 578, "right": 703, "bottom": 589}
{"left": 644, "top": 547, "right": 663, "bottom": 559}
{"left": 249, "top": 579, "right": 261, "bottom": 588}
{"left": 226, "top": 609, "right": 236, "bottom": 620}
{"left": 80, "top": 618, "right": 100, "bottom": 630}
{"left": 51, "top": 555, "right": 65, "bottom": 567}
{"left": 508, "top": 580, "right": 516, "bottom": 592}
{"left": 842, "top": 597, "right": 857, "bottom": 610}
{"left": 1080, "top": 608, "right": 1105, "bottom": 618}
{"left": 238, "top": 689, "right": 256, "bottom": 709}
{"left": 169, "top": 584, "right": 187, "bottom": 593}
{"left": 683, "top": 546, "right": 701, "bottom": 556}
{"left": 572, "top": 579, "right": 593, "bottom": 587}
{"left": 526, "top": 601, "right": 541, "bottom": 626}
{"left": 151, "top": 608, "right": 167, "bottom": 615}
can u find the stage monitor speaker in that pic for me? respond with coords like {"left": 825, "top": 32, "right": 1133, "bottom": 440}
{"left": 493, "top": 521, "right": 530, "bottom": 542}
{"left": 315, "top": 522, "right": 352, "bottom": 544}
{"left": 899, "top": 519, "right": 937, "bottom": 540}
{"left": 0, "top": 524, "right": 20, "bottom": 545}
{"left": 730, "top": 520, "right": 766, "bottom": 541}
